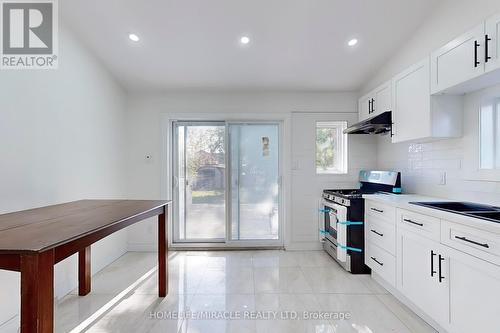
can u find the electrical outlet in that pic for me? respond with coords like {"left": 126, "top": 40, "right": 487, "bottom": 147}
{"left": 439, "top": 172, "right": 446, "bottom": 185}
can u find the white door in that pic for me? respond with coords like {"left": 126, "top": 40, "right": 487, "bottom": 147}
{"left": 486, "top": 12, "right": 500, "bottom": 73}
{"left": 359, "top": 95, "right": 372, "bottom": 121}
{"left": 397, "top": 229, "right": 449, "bottom": 327}
{"left": 431, "top": 23, "right": 485, "bottom": 94}
{"left": 447, "top": 247, "right": 500, "bottom": 333}
{"left": 392, "top": 57, "right": 431, "bottom": 143}
{"left": 373, "top": 81, "right": 392, "bottom": 116}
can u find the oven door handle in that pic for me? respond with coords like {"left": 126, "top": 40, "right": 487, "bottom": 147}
{"left": 337, "top": 221, "right": 363, "bottom": 226}
{"left": 319, "top": 209, "right": 332, "bottom": 213}
{"left": 338, "top": 244, "right": 363, "bottom": 253}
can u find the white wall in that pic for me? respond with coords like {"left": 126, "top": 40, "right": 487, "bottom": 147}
{"left": 124, "top": 92, "right": 377, "bottom": 250}
{"left": 367, "top": 0, "right": 500, "bottom": 204}
{"left": 290, "top": 112, "right": 378, "bottom": 250}
{"left": 0, "top": 26, "right": 128, "bottom": 327}
{"left": 377, "top": 83, "right": 500, "bottom": 206}
{"left": 362, "top": 0, "right": 500, "bottom": 94}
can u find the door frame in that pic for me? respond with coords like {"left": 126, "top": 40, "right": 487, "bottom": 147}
{"left": 163, "top": 112, "right": 289, "bottom": 249}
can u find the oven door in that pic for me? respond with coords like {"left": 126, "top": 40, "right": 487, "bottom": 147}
{"left": 321, "top": 200, "right": 348, "bottom": 261}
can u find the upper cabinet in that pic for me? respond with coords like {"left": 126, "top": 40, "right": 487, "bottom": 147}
{"left": 358, "top": 81, "right": 392, "bottom": 121}
{"left": 431, "top": 13, "right": 500, "bottom": 94}
{"left": 431, "top": 24, "right": 485, "bottom": 94}
{"left": 358, "top": 94, "right": 372, "bottom": 121}
{"left": 391, "top": 57, "right": 462, "bottom": 143}
{"left": 485, "top": 12, "right": 500, "bottom": 73}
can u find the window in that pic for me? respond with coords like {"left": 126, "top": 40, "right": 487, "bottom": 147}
{"left": 316, "top": 121, "right": 348, "bottom": 174}
{"left": 480, "top": 98, "right": 500, "bottom": 169}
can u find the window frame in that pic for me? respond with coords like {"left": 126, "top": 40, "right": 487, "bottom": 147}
{"left": 463, "top": 85, "right": 500, "bottom": 182}
{"left": 479, "top": 97, "right": 500, "bottom": 170}
{"left": 315, "top": 121, "right": 348, "bottom": 175}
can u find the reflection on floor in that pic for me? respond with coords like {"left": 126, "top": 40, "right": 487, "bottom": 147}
{"left": 1, "top": 251, "right": 438, "bottom": 333}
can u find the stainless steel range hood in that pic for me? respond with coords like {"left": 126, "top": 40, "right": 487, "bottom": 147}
{"left": 344, "top": 111, "right": 392, "bottom": 135}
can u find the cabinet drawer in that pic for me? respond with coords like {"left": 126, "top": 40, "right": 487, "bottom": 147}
{"left": 441, "top": 220, "right": 500, "bottom": 266}
{"left": 366, "top": 201, "right": 396, "bottom": 223}
{"left": 398, "top": 209, "right": 440, "bottom": 241}
{"left": 365, "top": 242, "right": 396, "bottom": 287}
{"left": 366, "top": 215, "right": 396, "bottom": 255}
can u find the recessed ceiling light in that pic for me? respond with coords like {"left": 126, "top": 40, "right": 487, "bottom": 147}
{"left": 348, "top": 38, "right": 358, "bottom": 47}
{"left": 129, "top": 33, "right": 140, "bottom": 42}
{"left": 240, "top": 36, "right": 250, "bottom": 45}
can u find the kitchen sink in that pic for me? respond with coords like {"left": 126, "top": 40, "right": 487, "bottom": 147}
{"left": 467, "top": 211, "right": 500, "bottom": 222}
{"left": 409, "top": 201, "right": 500, "bottom": 212}
{"left": 409, "top": 201, "right": 500, "bottom": 223}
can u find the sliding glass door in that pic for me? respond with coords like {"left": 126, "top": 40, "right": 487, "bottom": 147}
{"left": 174, "top": 122, "right": 226, "bottom": 242}
{"left": 173, "top": 121, "right": 281, "bottom": 245}
{"left": 229, "top": 124, "right": 280, "bottom": 241}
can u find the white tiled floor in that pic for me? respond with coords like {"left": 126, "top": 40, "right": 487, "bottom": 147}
{"left": 4, "top": 250, "right": 438, "bottom": 333}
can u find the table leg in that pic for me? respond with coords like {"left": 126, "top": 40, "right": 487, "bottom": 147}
{"left": 20, "top": 250, "right": 54, "bottom": 333}
{"left": 158, "top": 210, "right": 168, "bottom": 297}
{"left": 79, "top": 246, "right": 91, "bottom": 296}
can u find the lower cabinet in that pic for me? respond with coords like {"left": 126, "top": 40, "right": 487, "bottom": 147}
{"left": 446, "top": 246, "right": 500, "bottom": 333}
{"left": 397, "top": 229, "right": 450, "bottom": 328}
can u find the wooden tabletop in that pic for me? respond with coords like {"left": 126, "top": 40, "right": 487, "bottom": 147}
{"left": 0, "top": 200, "right": 170, "bottom": 254}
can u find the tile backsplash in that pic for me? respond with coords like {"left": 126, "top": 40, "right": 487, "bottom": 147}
{"left": 377, "top": 135, "right": 500, "bottom": 206}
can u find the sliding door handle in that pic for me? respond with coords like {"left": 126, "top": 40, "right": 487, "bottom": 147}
{"left": 474, "top": 40, "right": 480, "bottom": 67}
{"left": 485, "top": 34, "right": 492, "bottom": 63}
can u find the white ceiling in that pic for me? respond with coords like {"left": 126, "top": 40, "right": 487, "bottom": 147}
{"left": 61, "top": 0, "right": 438, "bottom": 92}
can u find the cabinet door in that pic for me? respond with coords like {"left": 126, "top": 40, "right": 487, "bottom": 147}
{"left": 373, "top": 81, "right": 391, "bottom": 116}
{"left": 391, "top": 57, "right": 431, "bottom": 143}
{"left": 358, "top": 95, "right": 371, "bottom": 121}
{"left": 397, "top": 230, "right": 449, "bottom": 327}
{"left": 447, "top": 247, "right": 500, "bottom": 333}
{"left": 431, "top": 23, "right": 485, "bottom": 94}
{"left": 486, "top": 13, "right": 500, "bottom": 73}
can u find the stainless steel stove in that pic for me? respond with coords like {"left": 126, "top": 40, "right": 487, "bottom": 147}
{"left": 320, "top": 170, "right": 401, "bottom": 274}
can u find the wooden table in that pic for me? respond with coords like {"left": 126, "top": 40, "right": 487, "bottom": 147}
{"left": 0, "top": 199, "right": 170, "bottom": 333}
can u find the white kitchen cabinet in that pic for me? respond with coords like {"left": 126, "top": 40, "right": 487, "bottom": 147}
{"left": 485, "top": 12, "right": 500, "bottom": 73}
{"left": 430, "top": 24, "right": 485, "bottom": 94}
{"left": 372, "top": 81, "right": 392, "bottom": 116}
{"left": 358, "top": 94, "right": 372, "bottom": 121}
{"left": 397, "top": 228, "right": 450, "bottom": 328}
{"left": 446, "top": 247, "right": 500, "bottom": 333}
{"left": 358, "top": 81, "right": 391, "bottom": 121}
{"left": 391, "top": 57, "right": 462, "bottom": 143}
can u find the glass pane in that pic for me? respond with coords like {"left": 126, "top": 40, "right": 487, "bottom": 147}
{"left": 178, "top": 124, "right": 226, "bottom": 240}
{"left": 480, "top": 102, "right": 495, "bottom": 169}
{"left": 230, "top": 124, "right": 279, "bottom": 240}
{"left": 316, "top": 121, "right": 347, "bottom": 174}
